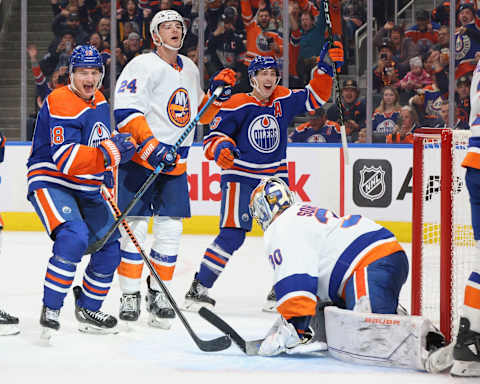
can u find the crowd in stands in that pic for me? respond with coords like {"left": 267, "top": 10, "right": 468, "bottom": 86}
{"left": 27, "top": 0, "right": 480, "bottom": 143}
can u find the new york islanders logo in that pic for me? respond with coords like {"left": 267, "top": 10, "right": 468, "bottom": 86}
{"left": 167, "top": 88, "right": 191, "bottom": 128}
{"left": 88, "top": 121, "right": 110, "bottom": 147}
{"left": 248, "top": 115, "right": 280, "bottom": 153}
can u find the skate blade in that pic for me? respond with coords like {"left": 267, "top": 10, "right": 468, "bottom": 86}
{"left": 450, "top": 360, "right": 480, "bottom": 377}
{"left": 147, "top": 314, "right": 172, "bottom": 330}
{"left": 0, "top": 324, "right": 20, "bottom": 336}
{"left": 262, "top": 301, "right": 277, "bottom": 313}
{"left": 182, "top": 300, "right": 214, "bottom": 313}
{"left": 78, "top": 323, "right": 119, "bottom": 335}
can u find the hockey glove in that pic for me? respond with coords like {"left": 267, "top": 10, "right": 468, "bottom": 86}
{"left": 0, "top": 131, "right": 5, "bottom": 163}
{"left": 317, "top": 41, "right": 344, "bottom": 78}
{"left": 103, "top": 170, "right": 114, "bottom": 189}
{"left": 137, "top": 136, "right": 178, "bottom": 172}
{"left": 214, "top": 139, "right": 240, "bottom": 169}
{"left": 99, "top": 132, "right": 136, "bottom": 168}
{"left": 209, "top": 68, "right": 237, "bottom": 102}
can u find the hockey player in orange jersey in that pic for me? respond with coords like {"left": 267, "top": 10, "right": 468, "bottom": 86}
{"left": 183, "top": 41, "right": 344, "bottom": 313}
{"left": 27, "top": 45, "right": 136, "bottom": 338}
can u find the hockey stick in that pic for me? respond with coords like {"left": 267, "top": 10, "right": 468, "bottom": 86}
{"left": 198, "top": 307, "right": 263, "bottom": 355}
{"left": 86, "top": 86, "right": 224, "bottom": 255}
{"left": 101, "top": 186, "right": 231, "bottom": 352}
{"left": 199, "top": 302, "right": 332, "bottom": 355}
{"left": 322, "top": 0, "right": 349, "bottom": 164}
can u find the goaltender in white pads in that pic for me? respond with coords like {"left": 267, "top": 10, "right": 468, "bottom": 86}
{"left": 249, "top": 176, "right": 453, "bottom": 373}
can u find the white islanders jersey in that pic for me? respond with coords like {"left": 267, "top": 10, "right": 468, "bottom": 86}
{"left": 263, "top": 203, "right": 403, "bottom": 319}
{"left": 114, "top": 52, "right": 204, "bottom": 147}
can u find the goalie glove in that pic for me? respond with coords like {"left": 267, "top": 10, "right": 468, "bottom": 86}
{"left": 258, "top": 316, "right": 326, "bottom": 356}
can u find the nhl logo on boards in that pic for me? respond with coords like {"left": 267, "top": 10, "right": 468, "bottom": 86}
{"left": 359, "top": 165, "right": 385, "bottom": 201}
{"left": 167, "top": 88, "right": 191, "bottom": 128}
{"left": 353, "top": 159, "right": 392, "bottom": 208}
{"left": 88, "top": 121, "right": 110, "bottom": 147}
{"left": 248, "top": 114, "right": 280, "bottom": 153}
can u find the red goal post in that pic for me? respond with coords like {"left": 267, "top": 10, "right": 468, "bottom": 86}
{"left": 412, "top": 128, "right": 475, "bottom": 342}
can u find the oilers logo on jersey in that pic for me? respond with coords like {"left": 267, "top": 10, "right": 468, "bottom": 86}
{"left": 88, "top": 121, "right": 110, "bottom": 147}
{"left": 167, "top": 87, "right": 191, "bottom": 128}
{"left": 248, "top": 114, "right": 280, "bottom": 153}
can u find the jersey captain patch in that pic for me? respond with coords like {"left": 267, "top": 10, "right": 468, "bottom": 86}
{"left": 167, "top": 87, "right": 191, "bottom": 128}
{"left": 248, "top": 114, "right": 280, "bottom": 153}
{"left": 88, "top": 121, "right": 110, "bottom": 147}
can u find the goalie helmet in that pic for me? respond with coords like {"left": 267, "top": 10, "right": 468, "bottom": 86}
{"left": 150, "top": 10, "right": 186, "bottom": 50}
{"left": 249, "top": 177, "right": 295, "bottom": 231}
{"left": 69, "top": 45, "right": 104, "bottom": 89}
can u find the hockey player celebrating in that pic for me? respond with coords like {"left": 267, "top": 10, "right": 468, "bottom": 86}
{"left": 113, "top": 9, "right": 236, "bottom": 329}
{"left": 27, "top": 45, "right": 136, "bottom": 337}
{"left": 248, "top": 177, "right": 453, "bottom": 373}
{"left": 453, "top": 58, "right": 480, "bottom": 376}
{"left": 0, "top": 130, "right": 20, "bottom": 336}
{"left": 183, "top": 42, "right": 344, "bottom": 312}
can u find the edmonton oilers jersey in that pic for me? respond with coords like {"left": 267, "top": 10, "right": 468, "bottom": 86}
{"left": 27, "top": 86, "right": 111, "bottom": 195}
{"left": 204, "top": 86, "right": 315, "bottom": 186}
{"left": 372, "top": 111, "right": 400, "bottom": 134}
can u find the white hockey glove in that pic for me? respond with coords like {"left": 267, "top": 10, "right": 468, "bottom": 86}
{"left": 258, "top": 316, "right": 327, "bottom": 356}
{"left": 258, "top": 317, "right": 301, "bottom": 356}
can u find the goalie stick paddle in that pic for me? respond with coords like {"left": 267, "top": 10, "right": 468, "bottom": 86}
{"left": 322, "top": 0, "right": 349, "bottom": 165}
{"left": 86, "top": 86, "right": 224, "bottom": 255}
{"left": 199, "top": 307, "right": 264, "bottom": 355}
{"left": 101, "top": 186, "right": 231, "bottom": 352}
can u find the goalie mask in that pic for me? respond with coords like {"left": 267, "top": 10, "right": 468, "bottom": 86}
{"left": 150, "top": 10, "right": 186, "bottom": 51}
{"left": 249, "top": 177, "right": 295, "bottom": 231}
{"left": 69, "top": 45, "right": 104, "bottom": 91}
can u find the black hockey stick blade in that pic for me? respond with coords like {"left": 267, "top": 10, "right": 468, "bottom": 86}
{"left": 191, "top": 333, "right": 232, "bottom": 352}
{"left": 199, "top": 307, "right": 264, "bottom": 355}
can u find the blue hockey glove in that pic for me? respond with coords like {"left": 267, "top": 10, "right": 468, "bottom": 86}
{"left": 209, "top": 68, "right": 237, "bottom": 102}
{"left": 99, "top": 132, "right": 136, "bottom": 167}
{"left": 137, "top": 136, "right": 178, "bottom": 172}
{"left": 317, "top": 41, "right": 344, "bottom": 78}
{"left": 103, "top": 170, "right": 114, "bottom": 189}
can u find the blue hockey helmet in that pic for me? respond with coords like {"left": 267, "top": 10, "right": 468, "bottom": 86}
{"left": 69, "top": 45, "right": 104, "bottom": 90}
{"left": 249, "top": 177, "right": 294, "bottom": 231}
{"left": 69, "top": 45, "right": 103, "bottom": 71}
{"left": 247, "top": 56, "right": 279, "bottom": 78}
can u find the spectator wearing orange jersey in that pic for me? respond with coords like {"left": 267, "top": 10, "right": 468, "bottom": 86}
{"left": 240, "top": 0, "right": 283, "bottom": 66}
{"left": 386, "top": 106, "right": 418, "bottom": 144}
{"left": 405, "top": 9, "right": 440, "bottom": 46}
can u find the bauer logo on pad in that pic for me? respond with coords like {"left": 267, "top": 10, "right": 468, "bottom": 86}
{"left": 353, "top": 159, "right": 392, "bottom": 207}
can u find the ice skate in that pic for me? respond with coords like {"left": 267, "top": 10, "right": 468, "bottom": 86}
{"left": 146, "top": 276, "right": 175, "bottom": 329}
{"left": 0, "top": 308, "right": 19, "bottom": 336}
{"left": 39, "top": 305, "right": 60, "bottom": 340}
{"left": 262, "top": 287, "right": 277, "bottom": 313}
{"left": 183, "top": 274, "right": 215, "bottom": 312}
{"left": 119, "top": 291, "right": 141, "bottom": 321}
{"left": 73, "top": 286, "right": 118, "bottom": 334}
{"left": 450, "top": 317, "right": 480, "bottom": 377}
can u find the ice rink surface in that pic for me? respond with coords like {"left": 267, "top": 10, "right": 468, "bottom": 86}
{"left": 0, "top": 232, "right": 476, "bottom": 383}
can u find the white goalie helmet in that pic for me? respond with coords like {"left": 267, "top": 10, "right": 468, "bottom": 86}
{"left": 150, "top": 9, "right": 186, "bottom": 50}
{"left": 249, "top": 177, "right": 295, "bottom": 231}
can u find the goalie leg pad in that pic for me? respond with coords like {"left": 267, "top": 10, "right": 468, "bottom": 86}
{"left": 324, "top": 306, "right": 449, "bottom": 372}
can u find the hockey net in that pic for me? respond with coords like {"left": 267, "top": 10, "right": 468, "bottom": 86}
{"left": 412, "top": 128, "right": 475, "bottom": 342}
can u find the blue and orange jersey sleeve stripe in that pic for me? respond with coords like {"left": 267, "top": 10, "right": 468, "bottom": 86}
{"left": 52, "top": 143, "right": 106, "bottom": 176}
